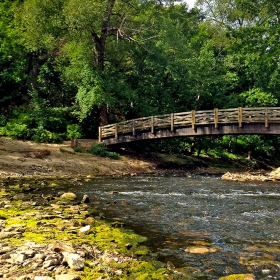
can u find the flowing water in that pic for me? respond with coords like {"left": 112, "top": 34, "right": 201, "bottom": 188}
{"left": 73, "top": 175, "right": 280, "bottom": 279}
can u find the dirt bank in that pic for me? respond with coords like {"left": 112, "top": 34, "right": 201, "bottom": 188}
{"left": 1, "top": 136, "right": 279, "bottom": 180}
{"left": 0, "top": 137, "right": 157, "bottom": 178}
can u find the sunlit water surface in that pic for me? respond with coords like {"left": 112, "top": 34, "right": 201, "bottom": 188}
{"left": 71, "top": 176, "right": 280, "bottom": 279}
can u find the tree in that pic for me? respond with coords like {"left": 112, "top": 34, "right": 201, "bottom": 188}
{"left": 20, "top": 0, "right": 158, "bottom": 125}
{"left": 0, "top": 0, "right": 27, "bottom": 111}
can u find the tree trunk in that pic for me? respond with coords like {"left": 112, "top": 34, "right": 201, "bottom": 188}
{"left": 247, "top": 148, "right": 252, "bottom": 160}
{"left": 189, "top": 137, "right": 196, "bottom": 155}
{"left": 99, "top": 105, "right": 108, "bottom": 126}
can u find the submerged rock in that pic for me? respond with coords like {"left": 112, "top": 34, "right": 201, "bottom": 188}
{"left": 185, "top": 246, "right": 220, "bottom": 254}
{"left": 60, "top": 192, "right": 77, "bottom": 200}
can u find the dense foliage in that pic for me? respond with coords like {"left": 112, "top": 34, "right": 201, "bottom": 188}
{"left": 1, "top": 0, "right": 280, "bottom": 158}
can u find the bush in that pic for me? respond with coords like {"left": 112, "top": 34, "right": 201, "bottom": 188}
{"left": 74, "top": 146, "right": 83, "bottom": 153}
{"left": 5, "top": 122, "right": 30, "bottom": 139}
{"left": 31, "top": 127, "right": 64, "bottom": 143}
{"left": 89, "top": 143, "right": 120, "bottom": 160}
{"left": 67, "top": 124, "right": 82, "bottom": 139}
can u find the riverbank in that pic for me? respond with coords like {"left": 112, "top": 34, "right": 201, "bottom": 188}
{"left": 1, "top": 137, "right": 278, "bottom": 279}
{"left": 0, "top": 178, "right": 184, "bottom": 280}
{"left": 1, "top": 137, "right": 279, "bottom": 180}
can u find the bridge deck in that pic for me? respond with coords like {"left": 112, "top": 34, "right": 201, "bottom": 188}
{"left": 99, "top": 107, "right": 280, "bottom": 145}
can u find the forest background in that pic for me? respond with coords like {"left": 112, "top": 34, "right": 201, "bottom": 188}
{"left": 1, "top": 0, "right": 280, "bottom": 162}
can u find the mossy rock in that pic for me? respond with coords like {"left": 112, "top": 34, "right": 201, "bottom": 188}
{"left": 60, "top": 192, "right": 77, "bottom": 200}
{"left": 219, "top": 274, "right": 255, "bottom": 280}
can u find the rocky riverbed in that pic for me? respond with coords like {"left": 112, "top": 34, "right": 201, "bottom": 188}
{"left": 221, "top": 167, "right": 280, "bottom": 182}
{"left": 0, "top": 178, "right": 181, "bottom": 280}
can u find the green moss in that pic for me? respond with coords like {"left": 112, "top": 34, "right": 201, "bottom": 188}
{"left": 219, "top": 274, "right": 255, "bottom": 280}
{"left": 0, "top": 178, "right": 184, "bottom": 280}
{"left": 128, "top": 261, "right": 169, "bottom": 279}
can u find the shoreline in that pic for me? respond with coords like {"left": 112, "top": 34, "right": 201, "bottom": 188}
{"left": 0, "top": 178, "right": 182, "bottom": 279}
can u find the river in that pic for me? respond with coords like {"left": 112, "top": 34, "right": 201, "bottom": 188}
{"left": 73, "top": 175, "right": 280, "bottom": 279}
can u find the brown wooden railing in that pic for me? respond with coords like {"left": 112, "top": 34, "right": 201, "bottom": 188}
{"left": 99, "top": 107, "right": 280, "bottom": 143}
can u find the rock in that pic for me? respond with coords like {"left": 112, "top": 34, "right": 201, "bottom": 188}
{"left": 167, "top": 261, "right": 175, "bottom": 270}
{"left": 221, "top": 172, "right": 275, "bottom": 182}
{"left": 125, "top": 243, "right": 132, "bottom": 250}
{"left": 26, "top": 150, "right": 51, "bottom": 159}
{"left": 55, "top": 275, "right": 80, "bottom": 280}
{"left": 79, "top": 225, "right": 90, "bottom": 234}
{"left": 84, "top": 217, "right": 95, "bottom": 226}
{"left": 185, "top": 246, "right": 220, "bottom": 254}
{"left": 218, "top": 274, "right": 255, "bottom": 280}
{"left": 52, "top": 241, "right": 75, "bottom": 253}
{"left": 114, "top": 269, "right": 123, "bottom": 276}
{"left": 16, "top": 276, "right": 35, "bottom": 280}
{"left": 60, "top": 193, "right": 77, "bottom": 200}
{"left": 262, "top": 269, "right": 270, "bottom": 275}
{"left": 81, "top": 195, "right": 90, "bottom": 203}
{"left": 38, "top": 277, "right": 55, "bottom": 280}
{"left": 34, "top": 277, "right": 55, "bottom": 280}
{"left": 43, "top": 258, "right": 59, "bottom": 268}
{"left": 10, "top": 253, "right": 27, "bottom": 263}
{"left": 62, "top": 252, "right": 84, "bottom": 271}
{"left": 0, "top": 231, "right": 22, "bottom": 239}
{"left": 60, "top": 147, "right": 75, "bottom": 154}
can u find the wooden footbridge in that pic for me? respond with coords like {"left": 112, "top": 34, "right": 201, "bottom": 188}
{"left": 99, "top": 107, "right": 280, "bottom": 145}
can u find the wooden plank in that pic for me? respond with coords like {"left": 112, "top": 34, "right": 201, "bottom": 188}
{"left": 238, "top": 107, "right": 242, "bottom": 128}
{"left": 265, "top": 108, "right": 268, "bottom": 128}
{"left": 151, "top": 116, "right": 154, "bottom": 134}
{"left": 98, "top": 127, "right": 102, "bottom": 142}
{"left": 171, "top": 113, "right": 174, "bottom": 132}
{"left": 100, "top": 107, "right": 280, "bottom": 142}
{"left": 115, "top": 124, "right": 118, "bottom": 139}
{"left": 214, "top": 108, "right": 218, "bottom": 129}
{"left": 191, "top": 110, "right": 196, "bottom": 130}
{"left": 132, "top": 119, "right": 136, "bottom": 136}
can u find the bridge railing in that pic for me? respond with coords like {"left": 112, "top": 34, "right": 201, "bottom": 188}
{"left": 99, "top": 107, "right": 280, "bottom": 142}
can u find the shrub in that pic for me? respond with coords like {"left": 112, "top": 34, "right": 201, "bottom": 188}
{"left": 89, "top": 143, "right": 120, "bottom": 160}
{"left": 31, "top": 127, "right": 64, "bottom": 143}
{"left": 5, "top": 122, "right": 29, "bottom": 139}
{"left": 74, "top": 146, "right": 83, "bottom": 153}
{"left": 67, "top": 124, "right": 82, "bottom": 139}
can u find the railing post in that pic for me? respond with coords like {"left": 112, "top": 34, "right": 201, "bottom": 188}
{"left": 214, "top": 108, "right": 218, "bottom": 129}
{"left": 98, "top": 126, "right": 102, "bottom": 142}
{"left": 132, "top": 119, "right": 136, "bottom": 136}
{"left": 238, "top": 107, "right": 243, "bottom": 128}
{"left": 115, "top": 124, "right": 118, "bottom": 139}
{"left": 191, "top": 110, "right": 196, "bottom": 130}
{"left": 151, "top": 116, "right": 154, "bottom": 134}
{"left": 265, "top": 108, "right": 269, "bottom": 128}
{"left": 170, "top": 113, "right": 174, "bottom": 132}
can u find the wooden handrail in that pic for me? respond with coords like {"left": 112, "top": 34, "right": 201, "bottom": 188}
{"left": 99, "top": 107, "right": 280, "bottom": 141}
